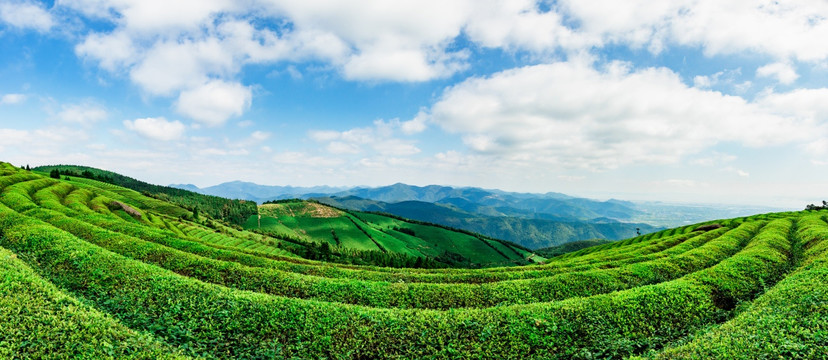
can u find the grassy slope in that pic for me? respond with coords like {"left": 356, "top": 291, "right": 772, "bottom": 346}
{"left": 536, "top": 239, "right": 615, "bottom": 258}
{"left": 32, "top": 164, "right": 257, "bottom": 225}
{"left": 251, "top": 201, "right": 536, "bottom": 267}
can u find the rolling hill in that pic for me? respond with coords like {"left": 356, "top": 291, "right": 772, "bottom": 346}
{"left": 34, "top": 164, "right": 257, "bottom": 225}
{"left": 30, "top": 164, "right": 539, "bottom": 268}
{"left": 313, "top": 195, "right": 659, "bottom": 249}
{"left": 247, "top": 199, "right": 539, "bottom": 268}
{"left": 179, "top": 181, "right": 783, "bottom": 249}
{"left": 2, "top": 161, "right": 826, "bottom": 359}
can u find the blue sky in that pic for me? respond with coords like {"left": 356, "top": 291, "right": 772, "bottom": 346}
{"left": 1, "top": 0, "right": 827, "bottom": 207}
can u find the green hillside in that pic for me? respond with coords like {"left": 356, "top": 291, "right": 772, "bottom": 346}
{"left": 32, "top": 164, "right": 257, "bottom": 225}
{"left": 1, "top": 162, "right": 827, "bottom": 359}
{"left": 535, "top": 238, "right": 615, "bottom": 258}
{"left": 314, "top": 195, "right": 662, "bottom": 249}
{"left": 248, "top": 199, "right": 538, "bottom": 268}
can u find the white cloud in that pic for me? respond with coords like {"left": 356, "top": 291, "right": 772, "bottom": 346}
{"left": 309, "top": 130, "right": 341, "bottom": 142}
{"left": 373, "top": 140, "right": 421, "bottom": 156}
{"left": 0, "top": 93, "right": 26, "bottom": 105}
{"left": 60, "top": 0, "right": 828, "bottom": 104}
{"left": 756, "top": 62, "right": 799, "bottom": 84}
{"left": 559, "top": 0, "right": 828, "bottom": 62}
{"left": 342, "top": 48, "right": 468, "bottom": 82}
{"left": 309, "top": 118, "right": 422, "bottom": 156}
{"left": 0, "top": 129, "right": 30, "bottom": 147}
{"left": 129, "top": 39, "right": 236, "bottom": 96}
{"left": 76, "top": 31, "right": 137, "bottom": 72}
{"left": 66, "top": 0, "right": 599, "bottom": 100}
{"left": 756, "top": 88, "right": 828, "bottom": 123}
{"left": 175, "top": 80, "right": 252, "bottom": 126}
{"left": 400, "top": 111, "right": 428, "bottom": 134}
{"left": 755, "top": 88, "right": 828, "bottom": 159}
{"left": 272, "top": 151, "right": 343, "bottom": 166}
{"left": 249, "top": 130, "right": 270, "bottom": 142}
{"left": 0, "top": 126, "right": 92, "bottom": 153}
{"left": 123, "top": 117, "right": 185, "bottom": 141}
{"left": 57, "top": 103, "right": 108, "bottom": 125}
{"left": 327, "top": 141, "right": 361, "bottom": 154}
{"left": 0, "top": 1, "right": 53, "bottom": 32}
{"left": 692, "top": 152, "right": 737, "bottom": 166}
{"left": 429, "top": 60, "right": 816, "bottom": 170}
{"left": 663, "top": 179, "right": 705, "bottom": 188}
{"left": 59, "top": 0, "right": 237, "bottom": 32}
{"left": 693, "top": 75, "right": 714, "bottom": 89}
{"left": 692, "top": 69, "right": 742, "bottom": 89}
{"left": 464, "top": 0, "right": 595, "bottom": 53}
{"left": 722, "top": 166, "right": 750, "bottom": 177}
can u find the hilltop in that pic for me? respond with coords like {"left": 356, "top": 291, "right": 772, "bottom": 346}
{"left": 247, "top": 199, "right": 540, "bottom": 268}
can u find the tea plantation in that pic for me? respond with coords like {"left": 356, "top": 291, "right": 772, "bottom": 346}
{"left": 1, "top": 161, "right": 826, "bottom": 359}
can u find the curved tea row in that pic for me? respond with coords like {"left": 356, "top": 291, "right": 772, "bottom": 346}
{"left": 0, "top": 163, "right": 825, "bottom": 359}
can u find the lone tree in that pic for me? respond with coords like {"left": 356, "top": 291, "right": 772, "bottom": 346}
{"left": 49, "top": 169, "right": 60, "bottom": 179}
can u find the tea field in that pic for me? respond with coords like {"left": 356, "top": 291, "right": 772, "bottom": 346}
{"left": 0, "top": 161, "right": 826, "bottom": 359}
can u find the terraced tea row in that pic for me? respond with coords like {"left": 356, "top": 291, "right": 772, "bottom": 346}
{"left": 0, "top": 246, "right": 189, "bottom": 359}
{"left": 0, "top": 179, "right": 764, "bottom": 309}
{"left": 0, "top": 201, "right": 809, "bottom": 359}
{"left": 10, "top": 175, "right": 722, "bottom": 285}
{"left": 1, "top": 163, "right": 825, "bottom": 359}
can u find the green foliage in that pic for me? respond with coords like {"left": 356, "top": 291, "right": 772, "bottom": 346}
{"left": 33, "top": 164, "right": 257, "bottom": 225}
{"left": 0, "top": 246, "right": 189, "bottom": 359}
{"left": 535, "top": 238, "right": 614, "bottom": 258}
{"left": 252, "top": 202, "right": 533, "bottom": 268}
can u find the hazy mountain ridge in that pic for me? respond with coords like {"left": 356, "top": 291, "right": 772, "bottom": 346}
{"left": 313, "top": 196, "right": 658, "bottom": 248}
{"left": 173, "top": 180, "right": 785, "bottom": 248}
{"left": 170, "top": 181, "right": 348, "bottom": 202}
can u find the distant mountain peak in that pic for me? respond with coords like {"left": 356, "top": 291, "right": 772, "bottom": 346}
{"left": 169, "top": 183, "right": 200, "bottom": 191}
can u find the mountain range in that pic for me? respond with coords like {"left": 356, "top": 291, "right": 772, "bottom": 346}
{"left": 171, "top": 181, "right": 785, "bottom": 248}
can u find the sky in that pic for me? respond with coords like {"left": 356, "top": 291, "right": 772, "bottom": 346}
{"left": 0, "top": 0, "right": 827, "bottom": 208}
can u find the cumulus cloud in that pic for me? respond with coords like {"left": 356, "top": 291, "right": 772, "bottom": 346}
{"left": 66, "top": 0, "right": 597, "bottom": 103}
{"left": 400, "top": 111, "right": 428, "bottom": 135}
{"left": 76, "top": 31, "right": 138, "bottom": 72}
{"left": 429, "top": 60, "right": 816, "bottom": 170}
{"left": 123, "top": 117, "right": 185, "bottom": 141}
{"left": 465, "top": 0, "right": 595, "bottom": 52}
{"left": 175, "top": 80, "right": 252, "bottom": 126}
{"left": 309, "top": 119, "right": 421, "bottom": 156}
{"left": 0, "top": 93, "right": 26, "bottom": 105}
{"left": 0, "top": 1, "right": 53, "bottom": 32}
{"left": 57, "top": 0, "right": 828, "bottom": 138}
{"left": 756, "top": 62, "right": 799, "bottom": 84}
{"left": 559, "top": 0, "right": 828, "bottom": 61}
{"left": 692, "top": 69, "right": 743, "bottom": 89}
{"left": 62, "top": 0, "right": 828, "bottom": 93}
{"left": 57, "top": 103, "right": 108, "bottom": 125}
